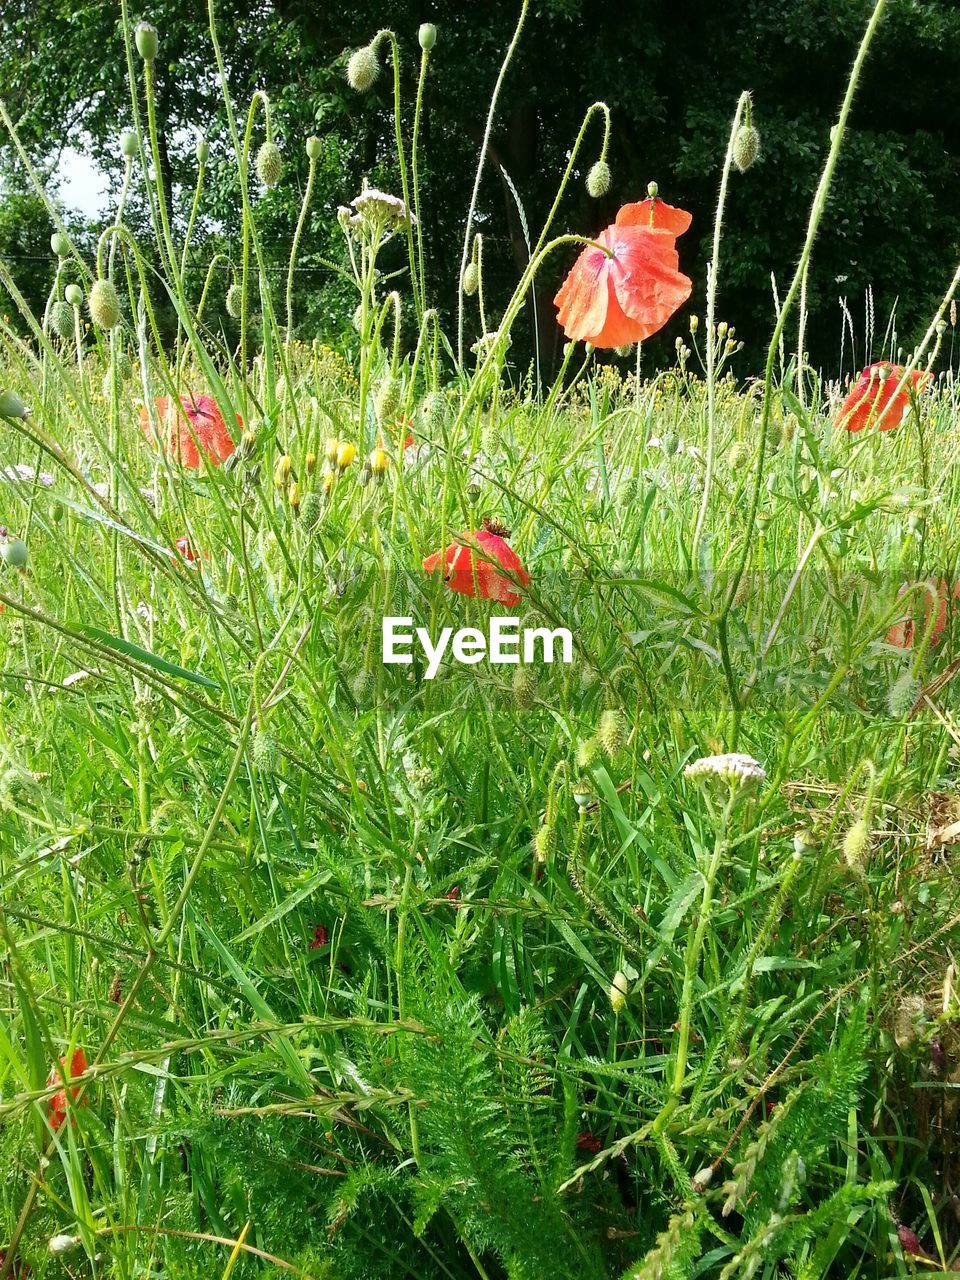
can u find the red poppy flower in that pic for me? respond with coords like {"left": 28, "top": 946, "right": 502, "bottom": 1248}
{"left": 887, "top": 579, "right": 958, "bottom": 648}
{"left": 554, "top": 196, "right": 692, "bottom": 348}
{"left": 175, "top": 536, "right": 199, "bottom": 566}
{"left": 423, "top": 527, "right": 530, "bottom": 607}
{"left": 47, "top": 1046, "right": 88, "bottom": 1131}
{"left": 837, "top": 362, "right": 928, "bottom": 433}
{"left": 140, "top": 394, "right": 238, "bottom": 468}
{"left": 385, "top": 417, "right": 415, "bottom": 451}
{"left": 308, "top": 923, "right": 329, "bottom": 950}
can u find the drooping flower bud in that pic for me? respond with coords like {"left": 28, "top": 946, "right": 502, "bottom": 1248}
{"left": 461, "top": 262, "right": 479, "bottom": 296}
{"left": 842, "top": 818, "right": 871, "bottom": 869}
{"left": 691, "top": 1166, "right": 714, "bottom": 1193}
{"left": 50, "top": 231, "right": 71, "bottom": 259}
{"left": 0, "top": 389, "right": 30, "bottom": 420}
{"left": 887, "top": 670, "right": 921, "bottom": 718}
{"left": 347, "top": 44, "right": 380, "bottom": 93}
{"left": 65, "top": 283, "right": 83, "bottom": 307}
{"left": 0, "top": 536, "right": 29, "bottom": 569}
{"left": 418, "top": 23, "right": 437, "bottom": 51}
{"left": 287, "top": 481, "right": 301, "bottom": 509}
{"left": 51, "top": 300, "right": 74, "bottom": 340}
{"left": 597, "top": 707, "right": 626, "bottom": 757}
{"left": 532, "top": 822, "right": 554, "bottom": 864}
{"left": 512, "top": 666, "right": 537, "bottom": 708}
{"left": 732, "top": 124, "right": 760, "bottom": 173}
{"left": 134, "top": 21, "right": 159, "bottom": 62}
{"left": 299, "top": 490, "right": 323, "bottom": 530}
{"left": 609, "top": 970, "right": 629, "bottom": 1014}
{"left": 420, "top": 390, "right": 447, "bottom": 433}
{"left": 324, "top": 436, "right": 339, "bottom": 464}
{"left": 225, "top": 283, "right": 243, "bottom": 319}
{"left": 374, "top": 375, "right": 402, "bottom": 421}
{"left": 306, "top": 135, "right": 322, "bottom": 161}
{"left": 576, "top": 737, "right": 598, "bottom": 769}
{"left": 89, "top": 278, "right": 121, "bottom": 330}
{"left": 586, "top": 159, "right": 611, "bottom": 199}
{"left": 256, "top": 141, "right": 283, "bottom": 188}
{"left": 251, "top": 728, "right": 278, "bottom": 775}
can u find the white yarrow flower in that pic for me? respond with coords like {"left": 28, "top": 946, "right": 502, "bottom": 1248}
{"left": 684, "top": 752, "right": 766, "bottom": 790}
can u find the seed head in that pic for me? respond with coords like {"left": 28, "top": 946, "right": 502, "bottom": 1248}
{"left": 347, "top": 44, "right": 380, "bottom": 93}
{"left": 418, "top": 22, "right": 437, "bottom": 51}
{"left": 256, "top": 140, "right": 283, "bottom": 188}
{"left": 65, "top": 283, "right": 83, "bottom": 307}
{"left": 51, "top": 300, "right": 74, "bottom": 340}
{"left": 120, "top": 129, "right": 139, "bottom": 158}
{"left": 50, "top": 231, "right": 71, "bottom": 259}
{"left": 733, "top": 124, "right": 760, "bottom": 173}
{"left": 842, "top": 818, "right": 871, "bottom": 869}
{"left": 609, "top": 970, "right": 629, "bottom": 1014}
{"left": 462, "top": 262, "right": 479, "bottom": 296}
{"left": 89, "top": 278, "right": 121, "bottom": 330}
{"left": 646, "top": 180, "right": 659, "bottom": 199}
{"left": 586, "top": 159, "right": 611, "bottom": 198}
{"left": 598, "top": 707, "right": 626, "bottom": 757}
{"left": 135, "top": 20, "right": 159, "bottom": 62}
{"left": 887, "top": 670, "right": 921, "bottom": 718}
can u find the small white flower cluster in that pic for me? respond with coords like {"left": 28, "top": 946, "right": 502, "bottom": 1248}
{"left": 340, "top": 187, "right": 414, "bottom": 233}
{"left": 684, "top": 752, "right": 766, "bottom": 790}
{"left": 1, "top": 463, "right": 55, "bottom": 487}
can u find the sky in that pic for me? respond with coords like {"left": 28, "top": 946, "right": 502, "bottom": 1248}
{"left": 58, "top": 148, "right": 110, "bottom": 217}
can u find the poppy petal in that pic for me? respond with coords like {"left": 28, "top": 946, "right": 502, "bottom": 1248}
{"left": 616, "top": 198, "right": 692, "bottom": 237}
{"left": 554, "top": 242, "right": 611, "bottom": 342}
{"left": 610, "top": 227, "right": 692, "bottom": 342}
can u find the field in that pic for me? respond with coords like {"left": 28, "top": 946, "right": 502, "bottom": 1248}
{"left": 2, "top": 4, "right": 960, "bottom": 1278}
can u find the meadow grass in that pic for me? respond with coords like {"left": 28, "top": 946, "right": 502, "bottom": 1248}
{"left": 2, "top": 2, "right": 960, "bottom": 1277}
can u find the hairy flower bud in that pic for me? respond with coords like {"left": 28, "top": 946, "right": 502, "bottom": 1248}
{"left": 598, "top": 707, "right": 626, "bottom": 757}
{"left": 48, "top": 1234, "right": 81, "bottom": 1258}
{"left": 225, "top": 283, "right": 243, "bottom": 319}
{"left": 0, "top": 389, "right": 29, "bottom": 420}
{"left": 374, "top": 375, "right": 402, "bottom": 421}
{"left": 135, "top": 21, "right": 159, "bottom": 62}
{"left": 462, "top": 262, "right": 479, "bottom": 296}
{"left": 51, "top": 300, "right": 74, "bottom": 340}
{"left": 306, "top": 135, "right": 322, "bottom": 161}
{"left": 50, "top": 230, "right": 71, "bottom": 259}
{"left": 120, "top": 129, "right": 139, "bottom": 158}
{"left": 420, "top": 390, "right": 447, "bottom": 433}
{"left": 418, "top": 22, "right": 437, "bottom": 51}
{"left": 347, "top": 44, "right": 380, "bottom": 93}
{"left": 256, "top": 140, "right": 283, "bottom": 188}
{"left": 533, "top": 822, "right": 554, "bottom": 864}
{"left": 89, "top": 278, "right": 121, "bottom": 330}
{"left": 196, "top": 136, "right": 209, "bottom": 164}
{"left": 843, "top": 819, "right": 871, "bottom": 869}
{"left": 512, "top": 665, "right": 537, "bottom": 708}
{"left": 65, "top": 283, "right": 83, "bottom": 307}
{"left": 586, "top": 159, "right": 611, "bottom": 198}
{"left": 732, "top": 124, "right": 760, "bottom": 173}
{"left": 299, "top": 490, "right": 323, "bottom": 530}
{"left": 0, "top": 536, "right": 29, "bottom": 569}
{"left": 251, "top": 728, "right": 278, "bottom": 775}
{"left": 887, "top": 670, "right": 921, "bottom": 718}
{"left": 609, "top": 970, "right": 629, "bottom": 1014}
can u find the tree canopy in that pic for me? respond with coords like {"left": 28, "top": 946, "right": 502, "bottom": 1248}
{"left": 2, "top": 0, "right": 959, "bottom": 371}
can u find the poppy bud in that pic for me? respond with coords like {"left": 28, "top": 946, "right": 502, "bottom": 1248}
{"left": 418, "top": 22, "right": 437, "bottom": 51}
{"left": 646, "top": 180, "right": 658, "bottom": 199}
{"left": 374, "top": 375, "right": 402, "bottom": 421}
{"left": 196, "top": 136, "right": 209, "bottom": 164}
{"left": 727, "top": 440, "right": 749, "bottom": 471}
{"left": 598, "top": 707, "right": 626, "bottom": 757}
{"left": 50, "top": 230, "right": 71, "bottom": 258}
{"left": 306, "top": 135, "right": 322, "bottom": 161}
{"left": 512, "top": 666, "right": 537, "bottom": 708}
{"left": 120, "top": 129, "right": 139, "bottom": 158}
{"left": 576, "top": 737, "right": 599, "bottom": 769}
{"left": 256, "top": 141, "right": 283, "bottom": 188}
{"left": 89, "top": 278, "right": 121, "bottom": 330}
{"left": 0, "top": 389, "right": 29, "bottom": 420}
{"left": 0, "top": 537, "right": 29, "bottom": 569}
{"left": 135, "top": 20, "right": 159, "bottom": 62}
{"left": 842, "top": 818, "right": 870, "bottom": 869}
{"left": 586, "top": 159, "right": 611, "bottom": 199}
{"left": 347, "top": 44, "right": 380, "bottom": 93}
{"left": 462, "top": 262, "right": 479, "bottom": 296}
{"left": 65, "top": 283, "right": 83, "bottom": 307}
{"left": 733, "top": 124, "right": 760, "bottom": 173}
{"left": 251, "top": 728, "right": 278, "bottom": 775}
{"left": 661, "top": 431, "right": 679, "bottom": 456}
{"left": 336, "top": 441, "right": 357, "bottom": 470}
{"left": 226, "top": 283, "right": 243, "bottom": 319}
{"left": 532, "top": 822, "right": 554, "bottom": 864}
{"left": 273, "top": 455, "right": 293, "bottom": 488}
{"left": 887, "top": 670, "right": 920, "bottom": 718}
{"left": 51, "top": 300, "right": 74, "bottom": 340}
{"left": 609, "top": 970, "right": 629, "bottom": 1013}
{"left": 299, "top": 490, "right": 323, "bottom": 529}
{"left": 420, "top": 390, "right": 447, "bottom": 433}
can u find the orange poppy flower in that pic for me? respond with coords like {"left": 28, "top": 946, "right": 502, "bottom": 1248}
{"left": 423, "top": 526, "right": 530, "bottom": 607}
{"left": 887, "top": 579, "right": 958, "bottom": 648}
{"left": 139, "top": 394, "right": 238, "bottom": 468}
{"left": 47, "top": 1046, "right": 88, "bottom": 1131}
{"left": 554, "top": 196, "right": 692, "bottom": 348}
{"left": 837, "top": 362, "right": 928, "bottom": 433}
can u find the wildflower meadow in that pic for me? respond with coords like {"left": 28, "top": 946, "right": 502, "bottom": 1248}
{"left": 1, "top": 2, "right": 959, "bottom": 1278}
